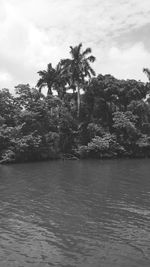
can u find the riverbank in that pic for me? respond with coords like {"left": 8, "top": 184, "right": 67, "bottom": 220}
{"left": 1, "top": 150, "right": 150, "bottom": 164}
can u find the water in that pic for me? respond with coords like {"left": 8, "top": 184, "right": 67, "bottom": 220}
{"left": 0, "top": 159, "right": 150, "bottom": 267}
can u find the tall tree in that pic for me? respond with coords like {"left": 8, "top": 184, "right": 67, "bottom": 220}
{"left": 36, "top": 63, "right": 55, "bottom": 95}
{"left": 61, "top": 43, "right": 96, "bottom": 117}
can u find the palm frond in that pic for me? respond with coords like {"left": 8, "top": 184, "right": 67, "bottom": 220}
{"left": 77, "top": 43, "right": 82, "bottom": 55}
{"left": 70, "top": 43, "right": 82, "bottom": 59}
{"left": 37, "top": 70, "right": 47, "bottom": 76}
{"left": 82, "top": 47, "right": 92, "bottom": 57}
{"left": 87, "top": 55, "right": 96, "bottom": 63}
{"left": 83, "top": 60, "right": 96, "bottom": 77}
{"left": 36, "top": 78, "right": 44, "bottom": 88}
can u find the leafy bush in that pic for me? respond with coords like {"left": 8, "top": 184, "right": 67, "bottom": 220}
{"left": 77, "top": 133, "right": 125, "bottom": 158}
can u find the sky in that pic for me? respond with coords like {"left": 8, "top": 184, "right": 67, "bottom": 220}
{"left": 0, "top": 0, "right": 150, "bottom": 91}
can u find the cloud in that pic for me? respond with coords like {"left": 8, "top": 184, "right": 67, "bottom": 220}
{"left": 0, "top": 0, "right": 150, "bottom": 90}
{"left": 97, "top": 43, "right": 150, "bottom": 82}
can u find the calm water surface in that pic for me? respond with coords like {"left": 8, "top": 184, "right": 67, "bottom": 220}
{"left": 0, "top": 159, "right": 150, "bottom": 267}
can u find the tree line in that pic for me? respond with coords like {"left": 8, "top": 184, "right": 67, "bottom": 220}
{"left": 1, "top": 43, "right": 150, "bottom": 163}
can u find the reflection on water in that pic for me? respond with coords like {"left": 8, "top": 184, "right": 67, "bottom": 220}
{"left": 0, "top": 159, "right": 150, "bottom": 267}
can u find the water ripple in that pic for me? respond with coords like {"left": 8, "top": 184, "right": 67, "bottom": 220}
{"left": 0, "top": 159, "right": 150, "bottom": 266}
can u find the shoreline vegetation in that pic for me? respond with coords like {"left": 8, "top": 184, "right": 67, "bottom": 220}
{"left": 1, "top": 43, "right": 150, "bottom": 164}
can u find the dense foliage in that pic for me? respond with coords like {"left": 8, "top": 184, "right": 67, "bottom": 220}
{"left": 1, "top": 43, "right": 150, "bottom": 163}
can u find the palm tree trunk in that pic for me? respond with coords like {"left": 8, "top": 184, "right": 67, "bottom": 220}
{"left": 47, "top": 84, "right": 52, "bottom": 96}
{"left": 77, "top": 83, "right": 80, "bottom": 118}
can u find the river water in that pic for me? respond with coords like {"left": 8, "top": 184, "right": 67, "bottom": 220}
{"left": 0, "top": 159, "right": 150, "bottom": 267}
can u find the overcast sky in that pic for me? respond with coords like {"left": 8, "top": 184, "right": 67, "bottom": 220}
{"left": 0, "top": 0, "right": 150, "bottom": 91}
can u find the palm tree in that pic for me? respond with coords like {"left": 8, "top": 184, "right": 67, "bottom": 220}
{"left": 61, "top": 43, "right": 96, "bottom": 117}
{"left": 36, "top": 63, "right": 56, "bottom": 95}
{"left": 53, "top": 62, "right": 68, "bottom": 99}
{"left": 37, "top": 63, "right": 68, "bottom": 97}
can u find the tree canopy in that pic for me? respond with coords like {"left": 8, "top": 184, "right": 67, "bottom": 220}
{"left": 0, "top": 44, "right": 150, "bottom": 163}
